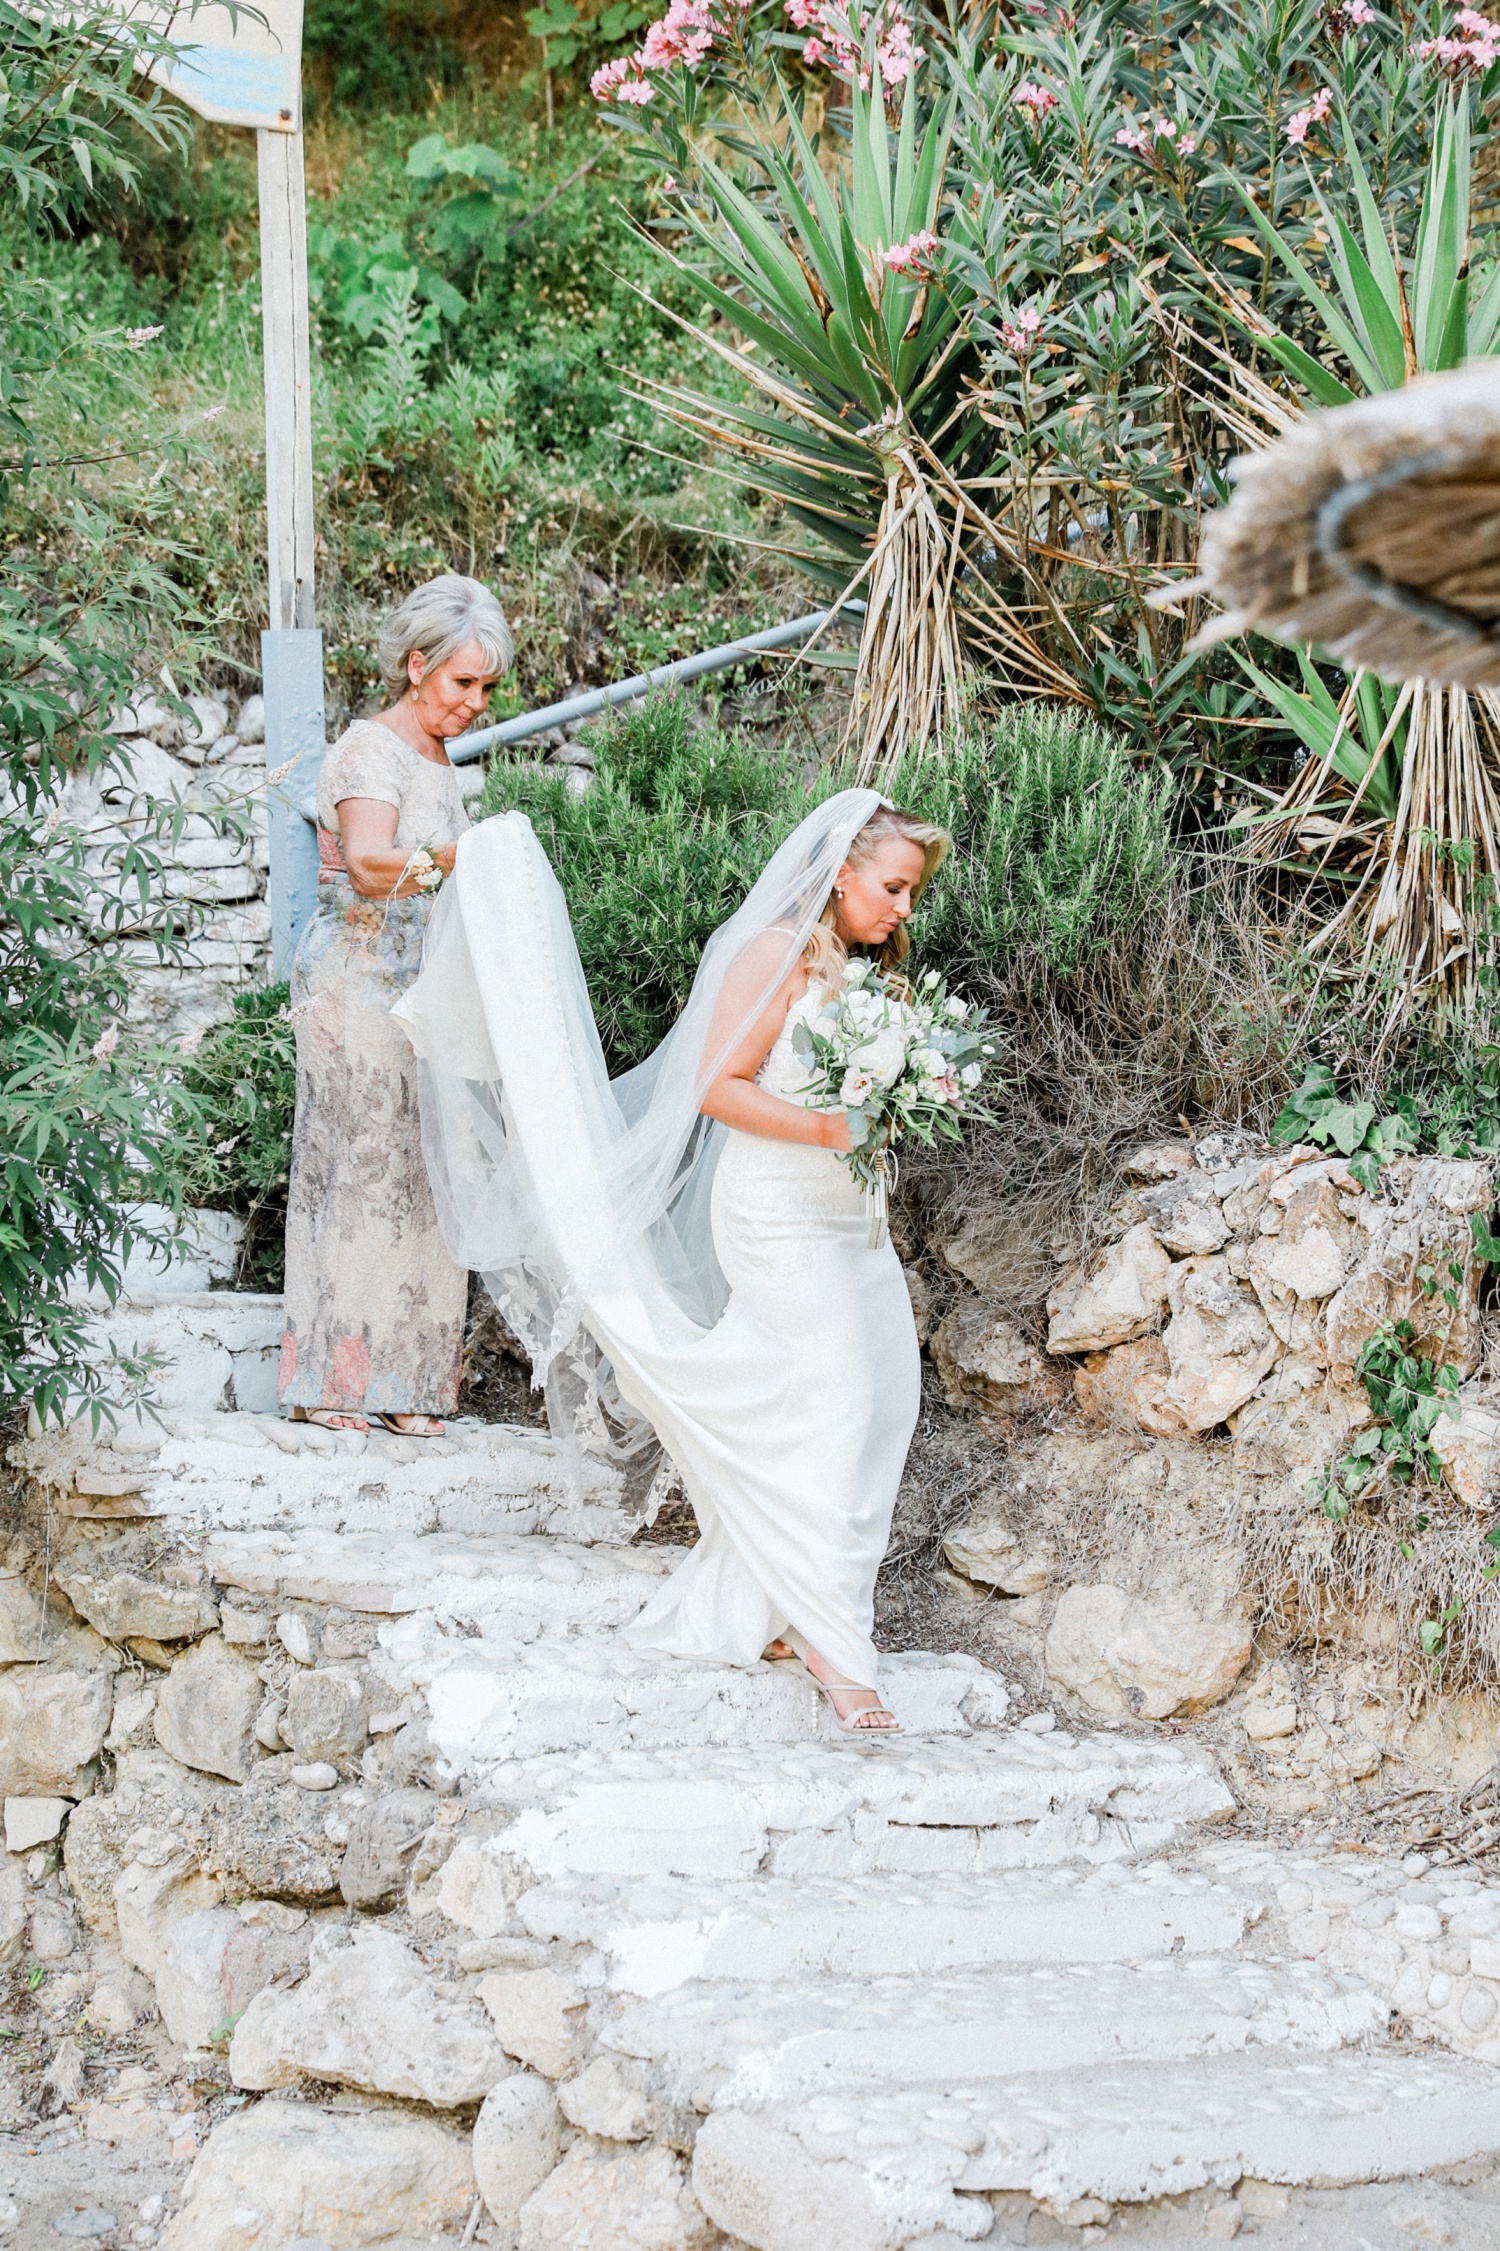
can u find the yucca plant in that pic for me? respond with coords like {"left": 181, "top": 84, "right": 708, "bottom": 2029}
{"left": 634, "top": 72, "right": 1073, "bottom": 778}
{"left": 1221, "top": 90, "right": 1500, "bottom": 1026}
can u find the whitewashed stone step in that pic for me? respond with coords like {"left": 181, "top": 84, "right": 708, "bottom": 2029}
{"left": 520, "top": 1865, "right": 1258, "bottom": 1994}
{"left": 693, "top": 2048, "right": 1500, "bottom": 2246}
{"left": 205, "top": 1525, "right": 672, "bottom": 1625}
{"left": 414, "top": 1645, "right": 1011, "bottom": 1769}
{"left": 12, "top": 1416, "right": 631, "bottom": 1541}
{"left": 456, "top": 1728, "right": 1234, "bottom": 1878}
{"left": 600, "top": 1956, "right": 1384, "bottom": 2105}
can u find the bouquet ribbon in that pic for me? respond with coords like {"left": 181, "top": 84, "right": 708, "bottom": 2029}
{"left": 864, "top": 1147, "right": 894, "bottom": 1251}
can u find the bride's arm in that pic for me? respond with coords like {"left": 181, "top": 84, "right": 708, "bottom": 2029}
{"left": 698, "top": 941, "right": 852, "bottom": 1151}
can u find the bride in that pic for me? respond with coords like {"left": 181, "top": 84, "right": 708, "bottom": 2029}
{"left": 394, "top": 786, "right": 949, "bottom": 1733}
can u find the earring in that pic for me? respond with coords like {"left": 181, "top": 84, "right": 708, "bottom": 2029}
{"left": 835, "top": 886, "right": 844, "bottom": 899}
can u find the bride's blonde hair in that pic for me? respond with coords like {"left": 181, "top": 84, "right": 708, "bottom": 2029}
{"left": 803, "top": 803, "right": 951, "bottom": 992}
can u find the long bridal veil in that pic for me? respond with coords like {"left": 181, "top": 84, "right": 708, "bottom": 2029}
{"left": 391, "top": 785, "right": 883, "bottom": 1498}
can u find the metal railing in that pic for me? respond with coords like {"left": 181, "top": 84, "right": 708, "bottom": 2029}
{"left": 295, "top": 602, "right": 861, "bottom": 819}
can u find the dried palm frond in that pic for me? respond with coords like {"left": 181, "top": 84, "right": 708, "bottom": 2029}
{"left": 1190, "top": 366, "right": 1500, "bottom": 690}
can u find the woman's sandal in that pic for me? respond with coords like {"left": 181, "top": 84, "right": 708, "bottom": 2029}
{"left": 807, "top": 1670, "right": 902, "bottom": 1736}
{"left": 290, "top": 1407, "right": 370, "bottom": 1433}
{"left": 374, "top": 1412, "right": 446, "bottom": 1439}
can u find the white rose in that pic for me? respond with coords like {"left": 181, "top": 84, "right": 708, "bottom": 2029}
{"left": 944, "top": 995, "right": 969, "bottom": 1019}
{"left": 840, "top": 1066, "right": 874, "bottom": 1105}
{"left": 910, "top": 1046, "right": 946, "bottom": 1078}
{"left": 862, "top": 1027, "right": 909, "bottom": 1085}
{"left": 960, "top": 1061, "right": 983, "bottom": 1089}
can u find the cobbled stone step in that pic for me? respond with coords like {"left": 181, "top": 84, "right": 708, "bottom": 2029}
{"left": 451, "top": 1728, "right": 1235, "bottom": 1877}
{"left": 204, "top": 1524, "right": 671, "bottom": 1625}
{"left": 597, "top": 1956, "right": 1384, "bottom": 2107}
{"left": 519, "top": 1864, "right": 1259, "bottom": 1993}
{"left": 692, "top": 2048, "right": 1500, "bottom": 2248}
{"left": 11, "top": 1414, "right": 628, "bottom": 1540}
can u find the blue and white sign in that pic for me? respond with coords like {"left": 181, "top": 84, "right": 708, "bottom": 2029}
{"left": 111, "top": 0, "right": 304, "bottom": 131}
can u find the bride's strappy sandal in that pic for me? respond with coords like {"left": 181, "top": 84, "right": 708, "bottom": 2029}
{"left": 807, "top": 1670, "right": 902, "bottom": 1737}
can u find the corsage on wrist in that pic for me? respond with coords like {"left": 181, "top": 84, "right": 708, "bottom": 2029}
{"left": 409, "top": 849, "right": 444, "bottom": 893}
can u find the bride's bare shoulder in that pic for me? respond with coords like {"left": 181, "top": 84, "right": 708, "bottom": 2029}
{"left": 724, "top": 927, "right": 807, "bottom": 995}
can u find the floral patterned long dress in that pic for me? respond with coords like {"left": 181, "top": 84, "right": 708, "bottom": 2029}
{"left": 278, "top": 720, "right": 470, "bottom": 1418}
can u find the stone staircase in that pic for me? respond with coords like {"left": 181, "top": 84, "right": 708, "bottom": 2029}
{"left": 11, "top": 1280, "right": 1500, "bottom": 2248}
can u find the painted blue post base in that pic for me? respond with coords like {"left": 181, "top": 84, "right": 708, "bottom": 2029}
{"left": 264, "top": 626, "right": 327, "bottom": 980}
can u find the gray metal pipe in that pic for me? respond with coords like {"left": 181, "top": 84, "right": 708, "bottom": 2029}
{"left": 295, "top": 601, "right": 862, "bottom": 820}
{"left": 444, "top": 602, "right": 863, "bottom": 763}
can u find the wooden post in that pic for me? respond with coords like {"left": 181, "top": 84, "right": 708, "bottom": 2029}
{"left": 258, "top": 125, "right": 326, "bottom": 979}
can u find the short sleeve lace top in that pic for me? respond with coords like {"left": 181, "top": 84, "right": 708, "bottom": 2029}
{"left": 316, "top": 719, "right": 470, "bottom": 880}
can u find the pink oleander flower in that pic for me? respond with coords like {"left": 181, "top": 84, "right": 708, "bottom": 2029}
{"left": 640, "top": 0, "right": 715, "bottom": 70}
{"left": 999, "top": 304, "right": 1044, "bottom": 356}
{"left": 615, "top": 74, "right": 656, "bottom": 100}
{"left": 591, "top": 52, "right": 642, "bottom": 97}
{"left": 882, "top": 228, "right": 938, "bottom": 275}
{"left": 1115, "top": 115, "right": 1195, "bottom": 158}
{"left": 1418, "top": 6, "right": 1497, "bottom": 73}
{"left": 1284, "top": 84, "right": 1333, "bottom": 142}
{"left": 784, "top": 0, "right": 924, "bottom": 99}
{"left": 1013, "top": 78, "right": 1060, "bottom": 119}
{"left": 1322, "top": 0, "right": 1374, "bottom": 33}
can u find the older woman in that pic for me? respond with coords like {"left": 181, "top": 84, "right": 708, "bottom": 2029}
{"left": 277, "top": 574, "right": 511, "bottom": 1435}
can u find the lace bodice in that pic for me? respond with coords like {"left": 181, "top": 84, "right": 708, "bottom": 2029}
{"left": 755, "top": 984, "right": 831, "bottom": 1107}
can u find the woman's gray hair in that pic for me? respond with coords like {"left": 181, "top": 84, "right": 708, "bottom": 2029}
{"left": 377, "top": 574, "right": 513, "bottom": 697}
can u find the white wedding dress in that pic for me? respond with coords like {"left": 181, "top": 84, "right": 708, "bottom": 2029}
{"left": 393, "top": 793, "right": 921, "bottom": 1691}
{"left": 623, "top": 987, "right": 920, "bottom": 1686}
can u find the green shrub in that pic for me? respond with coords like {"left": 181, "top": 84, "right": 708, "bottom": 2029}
{"left": 173, "top": 987, "right": 298, "bottom": 1291}
{"left": 894, "top": 707, "right": 1177, "bottom": 992}
{"left": 482, "top": 694, "right": 1178, "bottom": 1070}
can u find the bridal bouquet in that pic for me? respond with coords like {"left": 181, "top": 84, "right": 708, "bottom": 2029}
{"left": 791, "top": 959, "right": 999, "bottom": 1242}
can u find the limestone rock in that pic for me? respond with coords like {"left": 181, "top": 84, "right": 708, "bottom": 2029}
{"left": 1046, "top": 1226, "right": 1173, "bottom": 1356}
{"left": 0, "top": 1857, "right": 26, "bottom": 1964}
{"left": 1231, "top": 1390, "right": 1368, "bottom": 1478}
{"left": 155, "top": 1907, "right": 237, "bottom": 2049}
{"left": 480, "top": 1965, "right": 588, "bottom": 2078}
{"left": 114, "top": 1851, "right": 223, "bottom": 1979}
{"left": 338, "top": 1787, "right": 439, "bottom": 1910}
{"left": 159, "top": 2097, "right": 474, "bottom": 2251}
{"left": 4, "top": 1796, "right": 67, "bottom": 1852}
{"left": 1138, "top": 1172, "right": 1231, "bottom": 1257}
{"left": 1122, "top": 1138, "right": 1196, "bottom": 1183}
{"left": 941, "top": 1520, "right": 1050, "bottom": 1597}
{"left": 1325, "top": 1155, "right": 1490, "bottom": 1384}
{"left": 1073, "top": 1337, "right": 1184, "bottom": 1435}
{"left": 1241, "top": 1664, "right": 1300, "bottom": 1742}
{"left": 474, "top": 2072, "right": 563, "bottom": 2225}
{"left": 1045, "top": 1582, "right": 1252, "bottom": 1720}
{"left": 230, "top": 1923, "right": 510, "bottom": 2105}
{"left": 154, "top": 1634, "right": 262, "bottom": 1782}
{"left": 220, "top": 1911, "right": 311, "bottom": 2015}
{"left": 1429, "top": 1386, "right": 1500, "bottom": 1510}
{"left": 519, "top": 2140, "right": 714, "bottom": 2251}
{"left": 282, "top": 1667, "right": 368, "bottom": 1763}
{"left": 0, "top": 1661, "right": 113, "bottom": 1798}
{"left": 0, "top": 1573, "right": 52, "bottom": 1663}
{"left": 931, "top": 1299, "right": 1050, "bottom": 1413}
{"left": 559, "top": 2057, "right": 650, "bottom": 2142}
{"left": 55, "top": 1552, "right": 218, "bottom": 1646}
{"left": 439, "top": 1835, "right": 516, "bottom": 1936}
{"left": 196, "top": 1777, "right": 344, "bottom": 1900}
{"left": 1160, "top": 1255, "right": 1278, "bottom": 1433}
